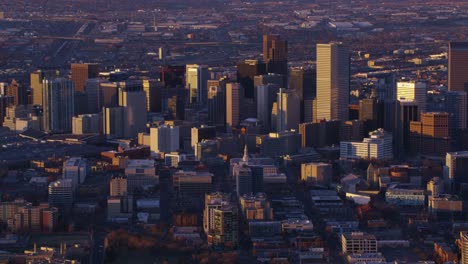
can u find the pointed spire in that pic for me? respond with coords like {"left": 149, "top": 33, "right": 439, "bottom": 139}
{"left": 242, "top": 144, "right": 249, "bottom": 164}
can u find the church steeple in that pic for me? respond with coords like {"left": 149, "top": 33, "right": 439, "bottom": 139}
{"left": 242, "top": 144, "right": 249, "bottom": 163}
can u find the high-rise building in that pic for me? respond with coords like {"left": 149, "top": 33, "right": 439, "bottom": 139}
{"left": 172, "top": 170, "right": 213, "bottom": 195}
{"left": 103, "top": 106, "right": 125, "bottom": 138}
{"left": 448, "top": 42, "right": 468, "bottom": 93}
{"left": 203, "top": 192, "right": 230, "bottom": 234}
{"left": 191, "top": 125, "right": 216, "bottom": 149}
{"left": 263, "top": 34, "right": 288, "bottom": 82}
{"left": 340, "top": 120, "right": 365, "bottom": 141}
{"left": 460, "top": 232, "right": 468, "bottom": 264}
{"left": 446, "top": 91, "right": 467, "bottom": 133}
{"left": 396, "top": 81, "right": 427, "bottom": 115}
{"left": 72, "top": 114, "right": 101, "bottom": 134}
{"left": 257, "top": 131, "right": 301, "bottom": 157}
{"left": 210, "top": 205, "right": 239, "bottom": 248}
{"left": 444, "top": 151, "right": 468, "bottom": 194}
{"left": 110, "top": 177, "right": 128, "bottom": 196}
{"left": 276, "top": 88, "right": 300, "bottom": 132}
{"left": 235, "top": 165, "right": 253, "bottom": 196}
{"left": 42, "top": 78, "right": 74, "bottom": 133}
{"left": 85, "top": 78, "right": 104, "bottom": 114}
{"left": 143, "top": 79, "right": 163, "bottom": 112}
{"left": 119, "top": 91, "right": 147, "bottom": 138}
{"left": 48, "top": 179, "right": 74, "bottom": 207}
{"left": 316, "top": 42, "right": 350, "bottom": 121}
{"left": 359, "top": 98, "right": 384, "bottom": 133}
{"left": 301, "top": 162, "right": 332, "bottom": 186}
{"left": 63, "top": 157, "right": 87, "bottom": 188}
{"left": 226, "top": 83, "right": 243, "bottom": 127}
{"left": 257, "top": 83, "right": 280, "bottom": 131}
{"left": 290, "top": 67, "right": 317, "bottom": 123}
{"left": 237, "top": 59, "right": 267, "bottom": 99}
{"left": 207, "top": 78, "right": 228, "bottom": 125}
{"left": 31, "top": 70, "right": 57, "bottom": 106}
{"left": 5, "top": 80, "right": 27, "bottom": 106}
{"left": 394, "top": 100, "right": 419, "bottom": 156}
{"left": 195, "top": 139, "right": 219, "bottom": 161}
{"left": 71, "top": 63, "right": 99, "bottom": 92}
{"left": 298, "top": 120, "right": 341, "bottom": 148}
{"left": 0, "top": 95, "right": 14, "bottom": 125}
{"left": 409, "top": 112, "right": 450, "bottom": 156}
{"left": 150, "top": 125, "right": 179, "bottom": 155}
{"left": 160, "top": 65, "right": 185, "bottom": 88}
{"left": 340, "top": 129, "right": 393, "bottom": 160}
{"left": 186, "top": 64, "right": 209, "bottom": 105}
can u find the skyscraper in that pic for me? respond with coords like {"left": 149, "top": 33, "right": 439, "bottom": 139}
{"left": 237, "top": 59, "right": 267, "bottom": 99}
{"left": 276, "top": 88, "right": 300, "bottom": 132}
{"left": 263, "top": 34, "right": 288, "bottom": 82}
{"left": 394, "top": 100, "right": 419, "bottom": 156}
{"left": 5, "top": 80, "right": 27, "bottom": 106}
{"left": 396, "top": 81, "right": 427, "bottom": 115}
{"left": 103, "top": 106, "right": 125, "bottom": 139}
{"left": 446, "top": 91, "right": 467, "bottom": 136}
{"left": 150, "top": 125, "right": 179, "bottom": 155}
{"left": 409, "top": 112, "right": 450, "bottom": 156}
{"left": 226, "top": 83, "right": 243, "bottom": 127}
{"left": 448, "top": 42, "right": 468, "bottom": 92}
{"left": 257, "top": 83, "right": 280, "bottom": 131}
{"left": 71, "top": 63, "right": 99, "bottom": 92}
{"left": 186, "top": 64, "right": 209, "bottom": 105}
{"left": 31, "top": 70, "right": 57, "bottom": 106}
{"left": 289, "top": 67, "right": 317, "bottom": 123}
{"left": 42, "top": 78, "right": 74, "bottom": 133}
{"left": 119, "top": 91, "right": 147, "bottom": 138}
{"left": 207, "top": 78, "right": 228, "bottom": 125}
{"left": 143, "top": 79, "right": 163, "bottom": 113}
{"left": 316, "top": 42, "right": 350, "bottom": 121}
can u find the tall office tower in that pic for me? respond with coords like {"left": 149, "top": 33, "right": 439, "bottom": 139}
{"left": 48, "top": 179, "right": 74, "bottom": 207}
{"left": 143, "top": 79, "right": 163, "bottom": 113}
{"left": 191, "top": 125, "right": 217, "bottom": 149}
{"left": 186, "top": 64, "right": 209, "bottom": 105}
{"left": 210, "top": 205, "right": 239, "bottom": 248}
{"left": 85, "top": 78, "right": 104, "bottom": 114}
{"left": 316, "top": 42, "right": 350, "bottom": 121}
{"left": 119, "top": 91, "right": 147, "bottom": 138}
{"left": 446, "top": 91, "right": 467, "bottom": 133}
{"left": 276, "top": 88, "right": 300, "bottom": 132}
{"left": 448, "top": 42, "right": 468, "bottom": 92}
{"left": 125, "top": 160, "right": 158, "bottom": 194}
{"left": 5, "top": 80, "right": 26, "bottom": 105}
{"left": 445, "top": 151, "right": 468, "bottom": 195}
{"left": 235, "top": 165, "right": 253, "bottom": 196}
{"left": 160, "top": 65, "right": 185, "bottom": 88}
{"left": 409, "top": 112, "right": 450, "bottom": 156}
{"left": 226, "top": 83, "right": 244, "bottom": 127}
{"left": 289, "top": 67, "right": 316, "bottom": 100}
{"left": 31, "top": 70, "right": 57, "bottom": 106}
{"left": 0, "top": 96, "right": 14, "bottom": 125}
{"left": 394, "top": 100, "right": 419, "bottom": 156}
{"left": 207, "top": 78, "right": 228, "bottom": 125}
{"left": 72, "top": 114, "right": 101, "bottom": 134}
{"left": 237, "top": 59, "right": 267, "bottom": 98}
{"left": 110, "top": 177, "right": 128, "bottom": 196}
{"left": 359, "top": 98, "right": 384, "bottom": 133}
{"left": 203, "top": 192, "right": 230, "bottom": 234}
{"left": 150, "top": 125, "right": 179, "bottom": 155}
{"left": 396, "top": 81, "right": 427, "bottom": 115}
{"left": 254, "top": 73, "right": 284, "bottom": 94}
{"left": 102, "top": 106, "right": 125, "bottom": 138}
{"left": 263, "top": 34, "right": 288, "bottom": 83}
{"left": 74, "top": 91, "right": 88, "bottom": 115}
{"left": 289, "top": 67, "right": 317, "bottom": 122}
{"left": 63, "top": 157, "right": 87, "bottom": 188}
{"left": 42, "top": 78, "right": 74, "bottom": 133}
{"left": 299, "top": 120, "right": 340, "bottom": 148}
{"left": 257, "top": 84, "right": 280, "bottom": 131}
{"left": 71, "top": 63, "right": 99, "bottom": 92}
{"left": 166, "top": 89, "right": 186, "bottom": 120}
{"left": 100, "top": 82, "right": 119, "bottom": 107}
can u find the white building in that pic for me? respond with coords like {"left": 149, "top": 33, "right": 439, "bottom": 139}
{"left": 396, "top": 81, "right": 427, "bottom": 114}
{"left": 150, "top": 125, "right": 179, "bottom": 155}
{"left": 340, "top": 129, "right": 393, "bottom": 160}
{"left": 62, "top": 157, "right": 87, "bottom": 188}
